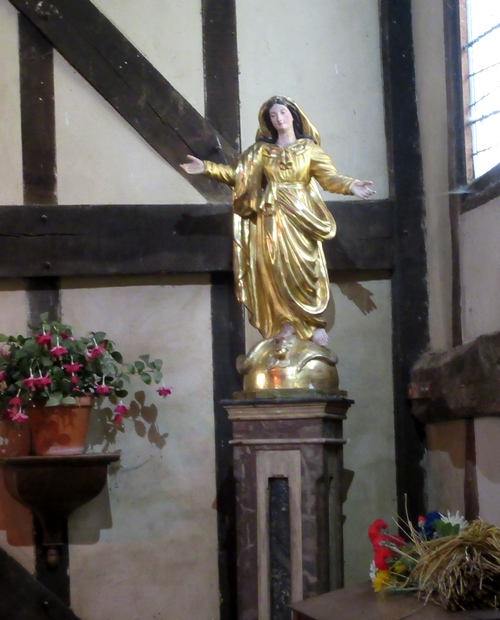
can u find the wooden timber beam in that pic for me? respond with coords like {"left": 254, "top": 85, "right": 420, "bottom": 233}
{"left": 0, "top": 201, "right": 393, "bottom": 278}
{"left": 9, "top": 0, "right": 236, "bottom": 203}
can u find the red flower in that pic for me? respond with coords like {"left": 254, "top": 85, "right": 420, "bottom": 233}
{"left": 87, "top": 345, "right": 105, "bottom": 360}
{"left": 22, "top": 377, "right": 37, "bottom": 391}
{"left": 70, "top": 375, "right": 79, "bottom": 385}
{"left": 95, "top": 383, "right": 111, "bottom": 395}
{"left": 60, "top": 332, "right": 69, "bottom": 340}
{"left": 368, "top": 519, "right": 405, "bottom": 571}
{"left": 10, "top": 409, "right": 28, "bottom": 423}
{"left": 33, "top": 375, "right": 51, "bottom": 389}
{"left": 50, "top": 344, "right": 67, "bottom": 357}
{"left": 63, "top": 362, "right": 83, "bottom": 373}
{"left": 36, "top": 332, "right": 51, "bottom": 346}
{"left": 157, "top": 386, "right": 171, "bottom": 397}
{"left": 113, "top": 413, "right": 124, "bottom": 424}
{"left": 8, "top": 396, "right": 22, "bottom": 407}
{"left": 114, "top": 403, "right": 128, "bottom": 416}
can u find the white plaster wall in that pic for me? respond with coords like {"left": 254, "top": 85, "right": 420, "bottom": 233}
{"left": 425, "top": 421, "right": 466, "bottom": 515}
{"left": 60, "top": 276, "right": 219, "bottom": 620}
{"left": 474, "top": 417, "right": 500, "bottom": 526}
{"left": 412, "top": 0, "right": 453, "bottom": 351}
{"left": 460, "top": 197, "right": 500, "bottom": 342}
{"left": 0, "top": 282, "right": 33, "bottom": 572}
{"left": 330, "top": 277, "right": 396, "bottom": 586}
{"left": 0, "top": 0, "right": 23, "bottom": 205}
{"left": 236, "top": 0, "right": 389, "bottom": 199}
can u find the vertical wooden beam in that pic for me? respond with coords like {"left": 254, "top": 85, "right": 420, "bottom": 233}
{"left": 380, "top": 0, "right": 429, "bottom": 524}
{"left": 210, "top": 273, "right": 245, "bottom": 620}
{"left": 443, "top": 0, "right": 467, "bottom": 347}
{"left": 203, "top": 2, "right": 242, "bottom": 617}
{"left": 202, "top": 0, "right": 240, "bottom": 151}
{"left": 19, "top": 13, "right": 69, "bottom": 606}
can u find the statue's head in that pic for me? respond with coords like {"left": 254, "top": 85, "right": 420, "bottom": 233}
{"left": 261, "top": 96, "right": 304, "bottom": 143}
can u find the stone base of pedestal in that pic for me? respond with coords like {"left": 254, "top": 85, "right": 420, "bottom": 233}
{"left": 223, "top": 395, "right": 353, "bottom": 620}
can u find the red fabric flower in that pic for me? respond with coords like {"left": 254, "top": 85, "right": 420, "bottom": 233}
{"left": 36, "top": 332, "right": 51, "bottom": 346}
{"left": 50, "top": 344, "right": 67, "bottom": 357}
{"left": 157, "top": 386, "right": 171, "bottom": 397}
{"left": 10, "top": 409, "right": 28, "bottom": 423}
{"left": 33, "top": 375, "right": 51, "bottom": 389}
{"left": 63, "top": 362, "right": 83, "bottom": 373}
{"left": 22, "top": 377, "right": 37, "bottom": 391}
{"left": 368, "top": 519, "right": 405, "bottom": 571}
{"left": 87, "top": 345, "right": 105, "bottom": 360}
{"left": 95, "top": 383, "right": 111, "bottom": 395}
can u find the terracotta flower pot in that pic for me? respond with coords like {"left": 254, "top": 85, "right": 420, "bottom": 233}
{"left": 0, "top": 419, "right": 31, "bottom": 457}
{"left": 28, "top": 396, "right": 94, "bottom": 456}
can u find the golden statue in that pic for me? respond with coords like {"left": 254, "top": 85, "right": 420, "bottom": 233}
{"left": 182, "top": 96, "right": 375, "bottom": 393}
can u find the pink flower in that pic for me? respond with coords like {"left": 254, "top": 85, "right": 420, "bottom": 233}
{"left": 50, "top": 344, "right": 67, "bottom": 357}
{"left": 36, "top": 332, "right": 51, "bottom": 346}
{"left": 113, "top": 413, "right": 124, "bottom": 424}
{"left": 95, "top": 383, "right": 111, "bottom": 395}
{"left": 22, "top": 377, "right": 37, "bottom": 391}
{"left": 33, "top": 375, "right": 52, "bottom": 389}
{"left": 63, "top": 362, "right": 83, "bottom": 373}
{"left": 114, "top": 403, "right": 128, "bottom": 416}
{"left": 10, "top": 409, "right": 28, "bottom": 423}
{"left": 60, "top": 332, "right": 69, "bottom": 340}
{"left": 70, "top": 375, "right": 79, "bottom": 385}
{"left": 157, "top": 386, "right": 172, "bottom": 397}
{"left": 0, "top": 371, "right": 5, "bottom": 382}
{"left": 8, "top": 396, "right": 22, "bottom": 407}
{"left": 87, "top": 345, "right": 105, "bottom": 360}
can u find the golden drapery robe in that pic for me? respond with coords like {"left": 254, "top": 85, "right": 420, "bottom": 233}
{"left": 204, "top": 138, "right": 357, "bottom": 340}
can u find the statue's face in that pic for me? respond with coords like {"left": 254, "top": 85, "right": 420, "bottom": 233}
{"left": 269, "top": 103, "right": 294, "bottom": 133}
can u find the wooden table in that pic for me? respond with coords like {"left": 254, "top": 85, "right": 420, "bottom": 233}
{"left": 289, "top": 582, "right": 500, "bottom": 620}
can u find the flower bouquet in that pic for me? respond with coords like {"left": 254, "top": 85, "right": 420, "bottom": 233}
{"left": 0, "top": 313, "right": 171, "bottom": 454}
{"left": 368, "top": 511, "right": 500, "bottom": 611}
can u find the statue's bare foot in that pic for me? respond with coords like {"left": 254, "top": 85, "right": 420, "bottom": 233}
{"left": 312, "top": 328, "right": 329, "bottom": 347}
{"left": 276, "top": 322, "right": 295, "bottom": 342}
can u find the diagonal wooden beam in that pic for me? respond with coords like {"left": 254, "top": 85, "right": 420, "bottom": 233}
{"left": 10, "top": 0, "right": 236, "bottom": 202}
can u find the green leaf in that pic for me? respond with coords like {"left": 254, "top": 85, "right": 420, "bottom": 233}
{"left": 153, "top": 359, "right": 163, "bottom": 371}
{"left": 46, "top": 393, "right": 63, "bottom": 406}
{"left": 0, "top": 334, "right": 7, "bottom": 342}
{"left": 93, "top": 331, "right": 106, "bottom": 344}
{"left": 153, "top": 370, "right": 163, "bottom": 384}
{"left": 61, "top": 396, "right": 77, "bottom": 405}
{"left": 115, "top": 389, "right": 128, "bottom": 398}
{"left": 39, "top": 312, "right": 49, "bottom": 323}
{"left": 134, "top": 361, "right": 145, "bottom": 373}
{"left": 111, "top": 351, "right": 123, "bottom": 364}
{"left": 139, "top": 355, "right": 150, "bottom": 364}
{"left": 125, "top": 363, "right": 135, "bottom": 374}
{"left": 140, "top": 373, "right": 152, "bottom": 385}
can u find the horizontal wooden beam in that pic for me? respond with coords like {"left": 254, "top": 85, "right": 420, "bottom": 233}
{"left": 10, "top": 0, "right": 235, "bottom": 202}
{"left": 0, "top": 201, "right": 393, "bottom": 277}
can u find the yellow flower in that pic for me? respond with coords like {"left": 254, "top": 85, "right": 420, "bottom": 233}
{"left": 392, "top": 561, "right": 406, "bottom": 574}
{"left": 372, "top": 570, "right": 392, "bottom": 592}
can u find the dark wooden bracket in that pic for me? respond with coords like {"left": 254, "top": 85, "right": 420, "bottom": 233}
{"left": 0, "top": 453, "right": 120, "bottom": 570}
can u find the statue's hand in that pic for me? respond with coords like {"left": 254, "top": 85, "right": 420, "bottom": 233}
{"left": 180, "top": 155, "right": 204, "bottom": 175}
{"left": 351, "top": 180, "right": 376, "bottom": 200}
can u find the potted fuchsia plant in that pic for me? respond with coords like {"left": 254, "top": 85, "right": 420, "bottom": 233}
{"left": 0, "top": 313, "right": 171, "bottom": 456}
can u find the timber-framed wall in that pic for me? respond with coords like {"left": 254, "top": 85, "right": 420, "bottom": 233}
{"left": 1, "top": 0, "right": 427, "bottom": 617}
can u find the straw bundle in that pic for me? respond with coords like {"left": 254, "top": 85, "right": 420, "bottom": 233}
{"left": 405, "top": 520, "right": 500, "bottom": 611}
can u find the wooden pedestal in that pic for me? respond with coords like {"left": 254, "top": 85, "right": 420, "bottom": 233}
{"left": 223, "top": 395, "right": 353, "bottom": 620}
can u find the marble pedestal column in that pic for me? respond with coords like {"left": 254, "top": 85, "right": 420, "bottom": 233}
{"left": 222, "top": 395, "right": 353, "bottom": 620}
